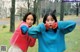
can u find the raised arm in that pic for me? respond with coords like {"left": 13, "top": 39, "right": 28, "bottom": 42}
{"left": 28, "top": 25, "right": 41, "bottom": 38}
{"left": 58, "top": 20, "right": 76, "bottom": 34}
{"left": 28, "top": 23, "right": 46, "bottom": 38}
{"left": 21, "top": 25, "right": 28, "bottom": 35}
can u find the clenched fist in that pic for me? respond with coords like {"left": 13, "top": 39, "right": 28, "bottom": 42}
{"left": 45, "top": 23, "right": 50, "bottom": 30}
{"left": 52, "top": 22, "right": 58, "bottom": 29}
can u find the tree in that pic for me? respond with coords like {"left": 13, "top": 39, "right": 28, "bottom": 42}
{"left": 76, "top": 3, "right": 79, "bottom": 16}
{"left": 54, "top": 0, "right": 58, "bottom": 15}
{"left": 10, "top": 0, "right": 15, "bottom": 32}
{"left": 16, "top": 7, "right": 27, "bottom": 20}
{"left": 60, "top": 0, "right": 64, "bottom": 21}
{"left": 33, "top": 0, "right": 41, "bottom": 25}
{"left": 27, "top": 0, "right": 30, "bottom": 12}
{"left": 64, "top": 2, "right": 71, "bottom": 15}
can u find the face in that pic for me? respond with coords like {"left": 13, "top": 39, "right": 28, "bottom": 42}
{"left": 45, "top": 15, "right": 55, "bottom": 28}
{"left": 26, "top": 14, "right": 34, "bottom": 27}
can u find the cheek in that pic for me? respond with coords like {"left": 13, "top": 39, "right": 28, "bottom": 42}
{"left": 45, "top": 21, "right": 49, "bottom": 24}
{"left": 26, "top": 20, "right": 29, "bottom": 24}
{"left": 31, "top": 21, "right": 34, "bottom": 24}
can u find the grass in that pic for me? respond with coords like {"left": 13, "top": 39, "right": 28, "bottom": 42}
{"left": 0, "top": 25, "right": 12, "bottom": 52}
{"left": 65, "top": 26, "right": 80, "bottom": 52}
{"left": 0, "top": 25, "right": 38, "bottom": 52}
{"left": 0, "top": 15, "right": 80, "bottom": 52}
{"left": 0, "top": 25, "right": 80, "bottom": 52}
{"left": 57, "top": 15, "right": 79, "bottom": 21}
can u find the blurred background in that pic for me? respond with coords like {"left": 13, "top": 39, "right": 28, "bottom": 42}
{"left": 0, "top": 0, "right": 80, "bottom": 52}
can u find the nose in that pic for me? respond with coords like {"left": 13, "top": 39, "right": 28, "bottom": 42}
{"left": 50, "top": 21, "right": 52, "bottom": 23}
{"left": 28, "top": 20, "right": 32, "bottom": 25}
{"left": 49, "top": 21, "right": 52, "bottom": 25}
{"left": 29, "top": 20, "right": 32, "bottom": 22}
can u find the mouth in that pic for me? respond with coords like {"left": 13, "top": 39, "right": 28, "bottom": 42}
{"left": 50, "top": 25, "right": 52, "bottom": 26}
{"left": 49, "top": 25, "right": 52, "bottom": 28}
{"left": 28, "top": 24, "right": 32, "bottom": 26}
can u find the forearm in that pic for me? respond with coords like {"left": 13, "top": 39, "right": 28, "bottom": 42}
{"left": 58, "top": 20, "right": 76, "bottom": 34}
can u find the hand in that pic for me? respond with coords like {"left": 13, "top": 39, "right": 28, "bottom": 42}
{"left": 52, "top": 22, "right": 58, "bottom": 29}
{"left": 21, "top": 25, "right": 28, "bottom": 35}
{"left": 45, "top": 23, "right": 50, "bottom": 30}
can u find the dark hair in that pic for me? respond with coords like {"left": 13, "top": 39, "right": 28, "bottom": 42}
{"left": 43, "top": 12, "right": 58, "bottom": 32}
{"left": 23, "top": 12, "right": 36, "bottom": 24}
{"left": 43, "top": 12, "right": 57, "bottom": 23}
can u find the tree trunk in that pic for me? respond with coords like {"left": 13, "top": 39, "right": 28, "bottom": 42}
{"left": 60, "top": 0, "right": 64, "bottom": 21}
{"left": 10, "top": 0, "right": 15, "bottom": 32}
{"left": 34, "top": 0, "right": 39, "bottom": 25}
{"left": 76, "top": 3, "right": 79, "bottom": 16}
{"left": 27, "top": 0, "right": 30, "bottom": 12}
{"left": 54, "top": 0, "right": 58, "bottom": 15}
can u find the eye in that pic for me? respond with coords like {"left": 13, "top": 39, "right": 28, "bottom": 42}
{"left": 26, "top": 18, "right": 29, "bottom": 20}
{"left": 46, "top": 19, "right": 49, "bottom": 22}
{"left": 51, "top": 19, "right": 54, "bottom": 21}
{"left": 31, "top": 19, "right": 34, "bottom": 21}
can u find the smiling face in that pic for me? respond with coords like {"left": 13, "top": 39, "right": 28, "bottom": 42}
{"left": 26, "top": 14, "right": 34, "bottom": 27}
{"left": 45, "top": 15, "right": 55, "bottom": 28}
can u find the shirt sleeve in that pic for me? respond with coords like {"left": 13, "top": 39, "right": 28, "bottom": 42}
{"left": 20, "top": 25, "right": 28, "bottom": 35}
{"left": 28, "top": 23, "right": 45, "bottom": 38}
{"left": 28, "top": 25, "right": 41, "bottom": 38}
{"left": 58, "top": 20, "right": 76, "bottom": 34}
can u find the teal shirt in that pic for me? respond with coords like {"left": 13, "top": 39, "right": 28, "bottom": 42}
{"left": 28, "top": 20, "right": 76, "bottom": 52}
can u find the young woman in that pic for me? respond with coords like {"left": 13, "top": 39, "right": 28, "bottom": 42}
{"left": 28, "top": 12, "right": 76, "bottom": 52}
{"left": 8, "top": 12, "right": 36, "bottom": 52}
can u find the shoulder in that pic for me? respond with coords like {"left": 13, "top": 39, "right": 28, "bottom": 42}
{"left": 20, "top": 22, "right": 28, "bottom": 27}
{"left": 57, "top": 20, "right": 76, "bottom": 33}
{"left": 38, "top": 23, "right": 44, "bottom": 26}
{"left": 38, "top": 23, "right": 46, "bottom": 31}
{"left": 58, "top": 20, "right": 76, "bottom": 24}
{"left": 38, "top": 23, "right": 45, "bottom": 28}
